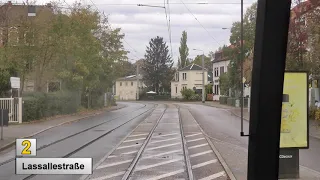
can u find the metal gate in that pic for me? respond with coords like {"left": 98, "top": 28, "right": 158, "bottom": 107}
{"left": 0, "top": 98, "right": 22, "bottom": 123}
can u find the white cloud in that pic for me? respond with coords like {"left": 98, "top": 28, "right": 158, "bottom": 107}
{"left": 21, "top": 0, "right": 257, "bottom": 63}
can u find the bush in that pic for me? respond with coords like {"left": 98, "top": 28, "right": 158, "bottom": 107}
{"left": 227, "top": 98, "right": 236, "bottom": 106}
{"left": 190, "top": 94, "right": 201, "bottom": 101}
{"left": 309, "top": 106, "right": 317, "bottom": 119}
{"left": 219, "top": 96, "right": 228, "bottom": 104}
{"left": 23, "top": 91, "right": 80, "bottom": 122}
{"left": 181, "top": 88, "right": 195, "bottom": 100}
{"left": 315, "top": 108, "right": 320, "bottom": 122}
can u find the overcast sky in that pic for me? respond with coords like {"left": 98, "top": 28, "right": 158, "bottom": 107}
{"left": 14, "top": 0, "right": 256, "bottom": 64}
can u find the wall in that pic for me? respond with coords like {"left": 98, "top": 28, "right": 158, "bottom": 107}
{"left": 171, "top": 70, "right": 208, "bottom": 99}
{"left": 115, "top": 80, "right": 138, "bottom": 100}
{"left": 171, "top": 81, "right": 181, "bottom": 98}
{"left": 212, "top": 60, "right": 230, "bottom": 101}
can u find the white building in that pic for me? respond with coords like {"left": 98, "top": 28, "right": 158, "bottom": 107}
{"left": 212, "top": 51, "right": 230, "bottom": 101}
{"left": 115, "top": 75, "right": 144, "bottom": 100}
{"left": 171, "top": 64, "right": 208, "bottom": 98}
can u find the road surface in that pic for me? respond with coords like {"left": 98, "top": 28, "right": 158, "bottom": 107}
{"left": 0, "top": 102, "right": 319, "bottom": 180}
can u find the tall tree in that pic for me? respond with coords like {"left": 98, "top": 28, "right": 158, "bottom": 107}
{"left": 142, "top": 36, "right": 173, "bottom": 93}
{"left": 286, "top": 0, "right": 308, "bottom": 71}
{"left": 191, "top": 54, "right": 212, "bottom": 72}
{"left": 178, "top": 31, "right": 189, "bottom": 68}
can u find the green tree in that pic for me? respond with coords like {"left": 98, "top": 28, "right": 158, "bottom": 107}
{"left": 142, "top": 36, "right": 173, "bottom": 93}
{"left": 191, "top": 54, "right": 212, "bottom": 71}
{"left": 219, "top": 72, "right": 230, "bottom": 96}
{"left": 178, "top": 30, "right": 190, "bottom": 68}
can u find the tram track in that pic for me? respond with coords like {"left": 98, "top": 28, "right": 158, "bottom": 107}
{"left": 22, "top": 104, "right": 158, "bottom": 180}
{"left": 0, "top": 103, "right": 152, "bottom": 167}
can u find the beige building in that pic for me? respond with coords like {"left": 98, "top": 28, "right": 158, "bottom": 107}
{"left": 115, "top": 75, "right": 144, "bottom": 100}
{"left": 171, "top": 64, "right": 208, "bottom": 98}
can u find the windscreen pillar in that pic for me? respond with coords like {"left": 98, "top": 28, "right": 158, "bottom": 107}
{"left": 247, "top": 0, "right": 292, "bottom": 180}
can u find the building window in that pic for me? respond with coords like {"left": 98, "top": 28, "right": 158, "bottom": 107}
{"left": 175, "top": 73, "right": 179, "bottom": 81}
{"left": 220, "top": 67, "right": 224, "bottom": 74}
{"left": 0, "top": 28, "right": 3, "bottom": 46}
{"left": 214, "top": 68, "right": 219, "bottom": 77}
{"left": 176, "top": 87, "right": 177, "bottom": 93}
{"left": 125, "top": 82, "right": 128, "bottom": 86}
{"left": 25, "top": 31, "right": 35, "bottom": 46}
{"left": 183, "top": 73, "right": 187, "bottom": 80}
{"left": 131, "top": 82, "right": 133, "bottom": 86}
{"left": 8, "top": 27, "right": 19, "bottom": 46}
{"left": 120, "top": 82, "right": 122, "bottom": 86}
{"left": 217, "top": 85, "right": 219, "bottom": 95}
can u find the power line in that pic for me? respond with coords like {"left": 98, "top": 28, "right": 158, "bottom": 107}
{"left": 180, "top": 0, "right": 221, "bottom": 46}
{"left": 167, "top": 0, "right": 173, "bottom": 59}
{"left": 164, "top": 0, "right": 173, "bottom": 59}
{"left": 85, "top": 2, "right": 252, "bottom": 6}
{"left": 87, "top": 0, "right": 142, "bottom": 59}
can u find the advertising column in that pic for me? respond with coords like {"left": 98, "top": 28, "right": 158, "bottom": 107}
{"left": 279, "top": 72, "right": 309, "bottom": 179}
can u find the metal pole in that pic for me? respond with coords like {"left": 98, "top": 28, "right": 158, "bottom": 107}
{"left": 136, "top": 63, "right": 140, "bottom": 100}
{"left": 1, "top": 109, "right": 3, "bottom": 140}
{"left": 240, "top": 0, "right": 244, "bottom": 135}
{"left": 202, "top": 53, "right": 205, "bottom": 103}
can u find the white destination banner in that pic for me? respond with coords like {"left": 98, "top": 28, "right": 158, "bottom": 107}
{"left": 16, "top": 158, "right": 92, "bottom": 175}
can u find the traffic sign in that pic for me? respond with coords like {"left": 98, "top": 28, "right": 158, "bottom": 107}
{"left": 10, "top": 77, "right": 20, "bottom": 89}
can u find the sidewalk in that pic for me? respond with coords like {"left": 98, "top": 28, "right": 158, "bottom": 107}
{"left": 199, "top": 101, "right": 320, "bottom": 139}
{"left": 0, "top": 104, "right": 126, "bottom": 151}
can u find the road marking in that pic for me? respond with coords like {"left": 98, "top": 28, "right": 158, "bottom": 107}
{"left": 123, "top": 150, "right": 138, "bottom": 155}
{"left": 108, "top": 150, "right": 138, "bottom": 158}
{"left": 187, "top": 137, "right": 205, "bottom": 143}
{"left": 146, "top": 169, "right": 185, "bottom": 180}
{"left": 96, "top": 159, "right": 133, "bottom": 169}
{"left": 198, "top": 171, "right": 226, "bottom": 180}
{"left": 123, "top": 137, "right": 146, "bottom": 143}
{"left": 117, "top": 144, "right": 140, "bottom": 149}
{"left": 135, "top": 158, "right": 183, "bottom": 171}
{"left": 129, "top": 133, "right": 148, "bottom": 137}
{"left": 190, "top": 150, "right": 213, "bottom": 158}
{"left": 186, "top": 133, "right": 202, "bottom": 137}
{"left": 143, "top": 150, "right": 181, "bottom": 159}
{"left": 146, "top": 142, "right": 181, "bottom": 151}
{"left": 192, "top": 159, "right": 218, "bottom": 169}
{"left": 149, "top": 137, "right": 180, "bottom": 144}
{"left": 189, "top": 143, "right": 208, "bottom": 149}
{"left": 107, "top": 155, "right": 116, "bottom": 158}
{"left": 90, "top": 171, "right": 125, "bottom": 180}
{"left": 153, "top": 133, "right": 179, "bottom": 138}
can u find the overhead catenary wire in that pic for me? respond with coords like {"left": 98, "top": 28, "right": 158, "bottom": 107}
{"left": 180, "top": 0, "right": 221, "bottom": 47}
{"left": 82, "top": 2, "right": 251, "bottom": 6}
{"left": 87, "top": 0, "right": 142, "bottom": 59}
{"left": 164, "top": 0, "right": 173, "bottom": 59}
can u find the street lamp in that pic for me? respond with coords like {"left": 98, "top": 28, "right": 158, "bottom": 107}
{"left": 193, "top": 49, "right": 205, "bottom": 103}
{"left": 222, "top": 17, "right": 245, "bottom": 136}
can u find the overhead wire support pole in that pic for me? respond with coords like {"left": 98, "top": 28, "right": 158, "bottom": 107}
{"left": 247, "top": 0, "right": 292, "bottom": 179}
{"left": 240, "top": 0, "right": 247, "bottom": 137}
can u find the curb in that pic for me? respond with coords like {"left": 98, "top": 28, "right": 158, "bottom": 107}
{"left": 0, "top": 105, "right": 125, "bottom": 152}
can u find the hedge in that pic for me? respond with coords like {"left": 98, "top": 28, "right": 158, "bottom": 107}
{"left": 219, "top": 96, "right": 228, "bottom": 104}
{"left": 23, "top": 91, "right": 81, "bottom": 122}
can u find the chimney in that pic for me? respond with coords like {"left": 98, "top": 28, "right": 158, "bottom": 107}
{"left": 46, "top": 3, "right": 52, "bottom": 8}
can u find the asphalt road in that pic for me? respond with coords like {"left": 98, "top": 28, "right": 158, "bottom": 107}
{"left": 0, "top": 102, "right": 154, "bottom": 180}
{"left": 0, "top": 101, "right": 319, "bottom": 180}
{"left": 181, "top": 103, "right": 320, "bottom": 180}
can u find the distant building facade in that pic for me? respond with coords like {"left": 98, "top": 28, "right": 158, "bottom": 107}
{"left": 171, "top": 64, "right": 208, "bottom": 99}
{"left": 115, "top": 75, "right": 144, "bottom": 100}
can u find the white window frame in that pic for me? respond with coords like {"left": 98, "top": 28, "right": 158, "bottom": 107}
{"left": 8, "top": 27, "right": 19, "bottom": 46}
